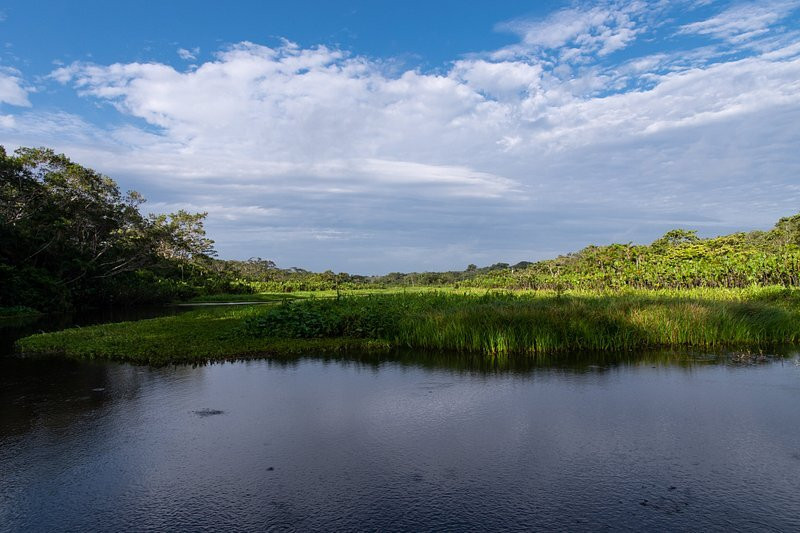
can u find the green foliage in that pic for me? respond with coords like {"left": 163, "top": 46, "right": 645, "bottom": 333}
{"left": 198, "top": 215, "right": 800, "bottom": 296}
{"left": 242, "top": 296, "right": 405, "bottom": 338}
{"left": 16, "top": 305, "right": 389, "bottom": 365}
{"left": 460, "top": 223, "right": 800, "bottom": 291}
{"left": 0, "top": 305, "right": 40, "bottom": 317}
{"left": 5, "top": 144, "right": 800, "bottom": 311}
{"left": 245, "top": 288, "right": 800, "bottom": 354}
{"left": 0, "top": 146, "right": 214, "bottom": 310}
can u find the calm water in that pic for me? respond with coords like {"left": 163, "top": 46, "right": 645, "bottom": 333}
{"left": 2, "top": 317, "right": 800, "bottom": 531}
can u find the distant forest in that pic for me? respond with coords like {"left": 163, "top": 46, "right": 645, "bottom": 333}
{"left": 2, "top": 146, "right": 800, "bottom": 311}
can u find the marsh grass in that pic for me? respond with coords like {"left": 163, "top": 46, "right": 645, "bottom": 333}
{"left": 0, "top": 306, "right": 43, "bottom": 328}
{"left": 16, "top": 305, "right": 389, "bottom": 365}
{"left": 245, "top": 288, "right": 800, "bottom": 356}
{"left": 16, "top": 287, "right": 800, "bottom": 364}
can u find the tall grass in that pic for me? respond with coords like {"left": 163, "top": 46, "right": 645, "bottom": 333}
{"left": 244, "top": 288, "right": 800, "bottom": 356}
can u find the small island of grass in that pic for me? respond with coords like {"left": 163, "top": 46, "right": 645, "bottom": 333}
{"left": 16, "top": 287, "right": 800, "bottom": 365}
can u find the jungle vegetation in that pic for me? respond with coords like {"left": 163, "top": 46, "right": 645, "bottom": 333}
{"left": 1, "top": 146, "right": 216, "bottom": 311}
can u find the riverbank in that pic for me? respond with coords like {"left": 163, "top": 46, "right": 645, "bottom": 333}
{"left": 15, "top": 287, "right": 800, "bottom": 365}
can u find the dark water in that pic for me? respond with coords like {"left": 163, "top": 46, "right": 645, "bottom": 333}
{"left": 2, "top": 318, "right": 800, "bottom": 531}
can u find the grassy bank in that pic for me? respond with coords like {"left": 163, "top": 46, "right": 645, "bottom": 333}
{"left": 16, "top": 287, "right": 800, "bottom": 364}
{"left": 15, "top": 305, "right": 390, "bottom": 365}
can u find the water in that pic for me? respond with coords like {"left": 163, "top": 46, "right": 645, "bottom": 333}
{"left": 2, "top": 318, "right": 800, "bottom": 531}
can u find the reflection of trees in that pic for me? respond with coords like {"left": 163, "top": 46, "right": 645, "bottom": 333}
{"left": 0, "top": 357, "right": 115, "bottom": 438}
{"left": 254, "top": 346, "right": 797, "bottom": 376}
{"left": 0, "top": 307, "right": 191, "bottom": 439}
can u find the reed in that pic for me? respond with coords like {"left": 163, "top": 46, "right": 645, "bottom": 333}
{"left": 244, "top": 288, "right": 800, "bottom": 355}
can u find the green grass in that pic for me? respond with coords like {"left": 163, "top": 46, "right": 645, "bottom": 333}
{"left": 185, "top": 292, "right": 302, "bottom": 303}
{"left": 16, "top": 286, "right": 800, "bottom": 365}
{"left": 16, "top": 305, "right": 389, "bottom": 365}
{"left": 243, "top": 288, "right": 800, "bottom": 355}
{"left": 185, "top": 286, "right": 474, "bottom": 303}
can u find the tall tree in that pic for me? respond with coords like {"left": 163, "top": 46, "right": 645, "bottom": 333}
{"left": 0, "top": 146, "right": 215, "bottom": 309}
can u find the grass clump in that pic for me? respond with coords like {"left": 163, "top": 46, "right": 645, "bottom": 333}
{"left": 0, "top": 306, "right": 42, "bottom": 328}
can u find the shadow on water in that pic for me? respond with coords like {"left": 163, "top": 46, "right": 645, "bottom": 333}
{"left": 0, "top": 357, "right": 117, "bottom": 437}
{"left": 0, "top": 306, "right": 197, "bottom": 437}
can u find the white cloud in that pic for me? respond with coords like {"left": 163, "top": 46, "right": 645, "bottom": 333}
{"left": 495, "top": 1, "right": 649, "bottom": 62}
{"left": 679, "top": 0, "right": 800, "bottom": 43}
{"left": 177, "top": 47, "right": 199, "bottom": 61}
{"left": 0, "top": 67, "right": 30, "bottom": 107}
{"left": 3, "top": 1, "right": 800, "bottom": 271}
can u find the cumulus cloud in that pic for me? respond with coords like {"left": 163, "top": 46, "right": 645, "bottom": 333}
{"left": 0, "top": 67, "right": 30, "bottom": 107}
{"left": 3, "top": 0, "right": 800, "bottom": 271}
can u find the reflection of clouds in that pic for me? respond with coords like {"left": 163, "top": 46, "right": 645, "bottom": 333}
{"left": 2, "top": 1, "right": 800, "bottom": 271}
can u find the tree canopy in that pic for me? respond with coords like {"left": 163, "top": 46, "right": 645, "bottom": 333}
{"left": 0, "top": 146, "right": 214, "bottom": 309}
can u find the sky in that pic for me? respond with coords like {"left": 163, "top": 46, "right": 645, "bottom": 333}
{"left": 1, "top": 0, "right": 800, "bottom": 273}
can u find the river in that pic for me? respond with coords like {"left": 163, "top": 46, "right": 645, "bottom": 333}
{"left": 2, "top": 311, "right": 800, "bottom": 531}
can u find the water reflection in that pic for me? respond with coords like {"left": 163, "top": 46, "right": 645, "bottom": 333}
{"left": 3, "top": 310, "right": 800, "bottom": 531}
{"left": 247, "top": 345, "right": 799, "bottom": 375}
{"left": 1, "top": 351, "right": 799, "bottom": 531}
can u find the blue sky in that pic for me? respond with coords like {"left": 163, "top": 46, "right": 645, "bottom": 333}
{"left": 2, "top": 1, "right": 800, "bottom": 273}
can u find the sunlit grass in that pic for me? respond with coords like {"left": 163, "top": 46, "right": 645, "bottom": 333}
{"left": 16, "top": 305, "right": 389, "bottom": 365}
{"left": 245, "top": 288, "right": 800, "bottom": 356}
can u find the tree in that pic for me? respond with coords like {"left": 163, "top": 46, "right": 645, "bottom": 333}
{"left": 0, "top": 146, "right": 215, "bottom": 309}
{"left": 652, "top": 229, "right": 699, "bottom": 248}
{"left": 149, "top": 210, "right": 215, "bottom": 263}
